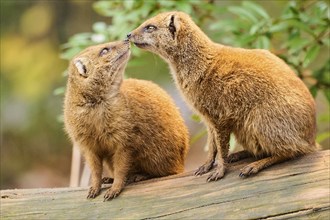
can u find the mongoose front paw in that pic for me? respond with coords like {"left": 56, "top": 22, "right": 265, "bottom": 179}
{"left": 195, "top": 161, "right": 214, "bottom": 176}
{"left": 206, "top": 166, "right": 225, "bottom": 182}
{"left": 102, "top": 177, "right": 114, "bottom": 184}
{"left": 103, "top": 187, "right": 121, "bottom": 201}
{"left": 239, "top": 163, "right": 260, "bottom": 178}
{"left": 87, "top": 186, "right": 100, "bottom": 199}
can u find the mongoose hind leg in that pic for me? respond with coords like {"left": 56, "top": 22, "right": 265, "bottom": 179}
{"left": 195, "top": 126, "right": 218, "bottom": 176}
{"left": 239, "top": 155, "right": 289, "bottom": 178}
{"left": 226, "top": 150, "right": 252, "bottom": 163}
{"left": 194, "top": 145, "right": 216, "bottom": 176}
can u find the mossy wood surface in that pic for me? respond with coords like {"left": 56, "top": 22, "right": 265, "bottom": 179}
{"left": 1, "top": 150, "right": 329, "bottom": 219}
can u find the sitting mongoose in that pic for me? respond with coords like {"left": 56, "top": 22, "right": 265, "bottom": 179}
{"left": 63, "top": 40, "right": 189, "bottom": 200}
{"left": 127, "top": 11, "right": 317, "bottom": 181}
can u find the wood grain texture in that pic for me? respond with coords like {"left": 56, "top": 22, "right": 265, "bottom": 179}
{"left": 1, "top": 150, "right": 329, "bottom": 220}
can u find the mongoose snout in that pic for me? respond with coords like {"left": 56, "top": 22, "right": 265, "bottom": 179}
{"left": 64, "top": 40, "right": 189, "bottom": 201}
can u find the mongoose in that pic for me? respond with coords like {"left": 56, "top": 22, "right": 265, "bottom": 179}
{"left": 63, "top": 40, "right": 189, "bottom": 200}
{"left": 128, "top": 11, "right": 317, "bottom": 181}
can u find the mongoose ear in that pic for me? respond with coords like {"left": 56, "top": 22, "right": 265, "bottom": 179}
{"left": 74, "top": 58, "right": 88, "bottom": 77}
{"left": 168, "top": 14, "right": 180, "bottom": 40}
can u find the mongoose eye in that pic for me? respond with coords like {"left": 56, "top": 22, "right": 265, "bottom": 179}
{"left": 144, "top": 25, "right": 157, "bottom": 33}
{"left": 99, "top": 47, "right": 110, "bottom": 56}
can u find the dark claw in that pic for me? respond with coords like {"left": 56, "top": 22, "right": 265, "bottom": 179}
{"left": 103, "top": 194, "right": 116, "bottom": 202}
{"left": 103, "top": 194, "right": 111, "bottom": 202}
{"left": 103, "top": 196, "right": 111, "bottom": 202}
{"left": 239, "top": 172, "right": 246, "bottom": 178}
{"left": 103, "top": 189, "right": 119, "bottom": 201}
{"left": 194, "top": 162, "right": 214, "bottom": 176}
{"left": 207, "top": 175, "right": 216, "bottom": 182}
{"left": 206, "top": 166, "right": 225, "bottom": 182}
{"left": 87, "top": 187, "right": 100, "bottom": 199}
{"left": 195, "top": 167, "right": 206, "bottom": 176}
{"left": 240, "top": 164, "right": 258, "bottom": 178}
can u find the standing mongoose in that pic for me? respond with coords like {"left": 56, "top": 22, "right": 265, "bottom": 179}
{"left": 128, "top": 11, "right": 317, "bottom": 181}
{"left": 63, "top": 40, "right": 189, "bottom": 200}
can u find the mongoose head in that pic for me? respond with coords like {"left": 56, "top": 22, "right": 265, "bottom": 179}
{"left": 68, "top": 40, "right": 130, "bottom": 96}
{"left": 127, "top": 11, "right": 211, "bottom": 63}
{"left": 127, "top": 11, "right": 185, "bottom": 61}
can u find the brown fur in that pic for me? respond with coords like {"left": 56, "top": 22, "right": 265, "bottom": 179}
{"left": 63, "top": 41, "right": 189, "bottom": 200}
{"left": 128, "top": 11, "right": 317, "bottom": 181}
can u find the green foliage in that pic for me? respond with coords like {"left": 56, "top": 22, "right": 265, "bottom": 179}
{"left": 213, "top": 1, "right": 330, "bottom": 102}
{"left": 61, "top": 0, "right": 212, "bottom": 60}
{"left": 59, "top": 0, "right": 330, "bottom": 147}
{"left": 61, "top": 0, "right": 329, "bottom": 102}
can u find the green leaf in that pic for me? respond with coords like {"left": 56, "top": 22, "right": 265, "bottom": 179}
{"left": 209, "top": 20, "right": 245, "bottom": 32}
{"left": 288, "top": 2, "right": 299, "bottom": 15}
{"left": 93, "top": 1, "right": 115, "bottom": 17}
{"left": 57, "top": 114, "right": 64, "bottom": 123}
{"left": 125, "top": 11, "right": 141, "bottom": 22}
{"left": 91, "top": 33, "right": 107, "bottom": 43}
{"left": 191, "top": 129, "right": 207, "bottom": 145}
{"left": 256, "top": 36, "right": 270, "bottom": 49}
{"left": 140, "top": 3, "right": 155, "bottom": 18}
{"left": 60, "top": 47, "right": 84, "bottom": 60}
{"left": 324, "top": 88, "right": 330, "bottom": 103}
{"left": 176, "top": 2, "right": 192, "bottom": 14}
{"left": 298, "top": 12, "right": 309, "bottom": 23}
{"left": 238, "top": 35, "right": 257, "bottom": 46}
{"left": 66, "top": 33, "right": 93, "bottom": 47}
{"left": 242, "top": 1, "right": 270, "bottom": 20}
{"left": 303, "top": 45, "right": 320, "bottom": 67}
{"left": 53, "top": 87, "right": 65, "bottom": 96}
{"left": 191, "top": 114, "right": 202, "bottom": 123}
{"left": 287, "top": 37, "right": 310, "bottom": 54}
{"left": 228, "top": 6, "right": 258, "bottom": 23}
{"left": 158, "top": 0, "right": 176, "bottom": 8}
{"left": 309, "top": 85, "right": 318, "bottom": 97}
{"left": 313, "top": 61, "right": 330, "bottom": 85}
{"left": 123, "top": 0, "right": 134, "bottom": 10}
{"left": 249, "top": 22, "right": 265, "bottom": 35}
{"left": 93, "top": 22, "right": 107, "bottom": 33}
{"left": 286, "top": 20, "right": 316, "bottom": 36}
{"left": 268, "top": 22, "right": 290, "bottom": 33}
{"left": 202, "top": 4, "right": 223, "bottom": 13}
{"left": 321, "top": 37, "right": 330, "bottom": 46}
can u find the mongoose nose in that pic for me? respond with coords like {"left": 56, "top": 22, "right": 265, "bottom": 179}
{"left": 126, "top": 33, "right": 132, "bottom": 39}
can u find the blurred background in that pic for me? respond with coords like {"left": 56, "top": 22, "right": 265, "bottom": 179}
{"left": 1, "top": 0, "right": 329, "bottom": 189}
